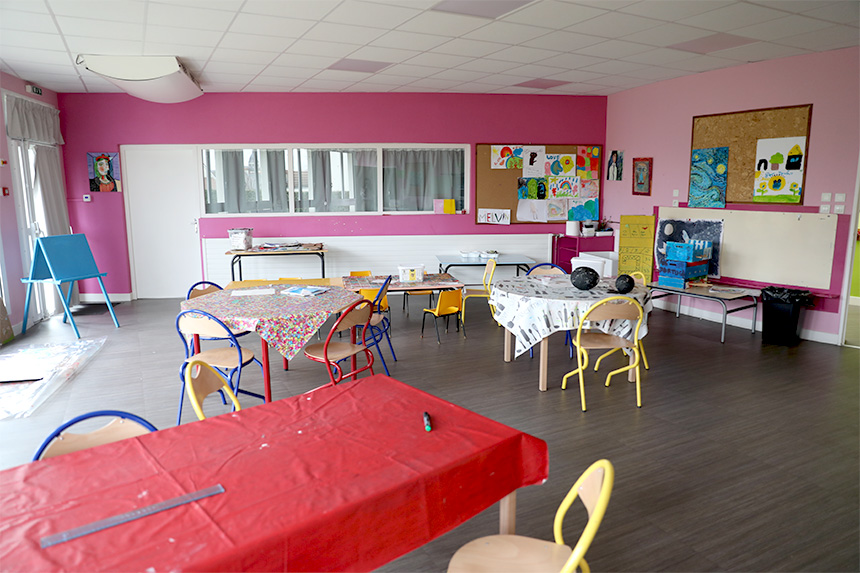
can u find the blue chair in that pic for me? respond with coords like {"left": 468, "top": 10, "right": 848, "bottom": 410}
{"left": 186, "top": 281, "right": 250, "bottom": 340}
{"left": 358, "top": 275, "right": 398, "bottom": 375}
{"left": 526, "top": 263, "right": 575, "bottom": 358}
{"left": 176, "top": 310, "right": 265, "bottom": 425}
{"left": 33, "top": 410, "right": 157, "bottom": 461}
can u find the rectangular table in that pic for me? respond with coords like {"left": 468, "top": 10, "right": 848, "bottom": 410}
{"left": 0, "top": 375, "right": 548, "bottom": 572}
{"left": 648, "top": 283, "right": 760, "bottom": 343}
{"left": 342, "top": 272, "right": 464, "bottom": 292}
{"left": 226, "top": 244, "right": 327, "bottom": 281}
{"left": 436, "top": 254, "right": 536, "bottom": 275}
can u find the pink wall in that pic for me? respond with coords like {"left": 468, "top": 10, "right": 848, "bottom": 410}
{"left": 57, "top": 92, "right": 607, "bottom": 293}
{"left": 603, "top": 47, "right": 859, "bottom": 337}
{"left": 0, "top": 72, "right": 61, "bottom": 327}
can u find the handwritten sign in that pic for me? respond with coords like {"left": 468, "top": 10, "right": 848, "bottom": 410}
{"left": 477, "top": 208, "right": 511, "bottom": 225}
{"left": 619, "top": 215, "right": 655, "bottom": 277}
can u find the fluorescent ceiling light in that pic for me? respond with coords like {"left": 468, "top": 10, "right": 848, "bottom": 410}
{"left": 431, "top": 0, "right": 533, "bottom": 19}
{"left": 76, "top": 55, "right": 203, "bottom": 104}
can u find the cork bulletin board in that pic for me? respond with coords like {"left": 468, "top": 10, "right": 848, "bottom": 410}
{"left": 690, "top": 104, "right": 812, "bottom": 204}
{"left": 475, "top": 144, "right": 601, "bottom": 224}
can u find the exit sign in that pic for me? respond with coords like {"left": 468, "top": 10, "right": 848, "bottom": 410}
{"left": 25, "top": 85, "right": 42, "bottom": 96}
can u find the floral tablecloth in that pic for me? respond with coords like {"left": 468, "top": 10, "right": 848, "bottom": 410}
{"left": 489, "top": 275, "right": 652, "bottom": 357}
{"left": 342, "top": 273, "right": 463, "bottom": 292}
{"left": 180, "top": 285, "right": 362, "bottom": 359}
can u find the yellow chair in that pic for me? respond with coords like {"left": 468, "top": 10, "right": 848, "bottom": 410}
{"left": 422, "top": 289, "right": 465, "bottom": 343}
{"left": 461, "top": 258, "right": 496, "bottom": 324}
{"left": 562, "top": 296, "right": 645, "bottom": 411}
{"left": 351, "top": 271, "right": 389, "bottom": 311}
{"left": 448, "top": 459, "right": 614, "bottom": 573}
{"left": 594, "top": 272, "right": 650, "bottom": 371}
{"left": 32, "top": 411, "right": 157, "bottom": 461}
{"left": 184, "top": 359, "right": 242, "bottom": 421}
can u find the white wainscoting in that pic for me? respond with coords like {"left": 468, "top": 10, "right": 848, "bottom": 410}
{"left": 203, "top": 234, "right": 553, "bottom": 288}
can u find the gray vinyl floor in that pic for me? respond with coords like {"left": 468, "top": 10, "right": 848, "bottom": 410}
{"left": 1, "top": 295, "right": 858, "bottom": 572}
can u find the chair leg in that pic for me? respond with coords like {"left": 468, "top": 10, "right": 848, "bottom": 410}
{"left": 639, "top": 340, "right": 649, "bottom": 370}
{"left": 367, "top": 328, "right": 390, "bottom": 376}
{"left": 433, "top": 316, "right": 441, "bottom": 344}
{"left": 460, "top": 312, "right": 466, "bottom": 338}
{"left": 421, "top": 312, "right": 427, "bottom": 338}
{"left": 177, "top": 378, "right": 186, "bottom": 426}
{"left": 383, "top": 329, "right": 397, "bottom": 361}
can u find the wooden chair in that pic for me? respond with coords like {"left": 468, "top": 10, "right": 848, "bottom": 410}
{"left": 303, "top": 299, "right": 375, "bottom": 386}
{"left": 32, "top": 410, "right": 157, "bottom": 461}
{"left": 448, "top": 459, "right": 614, "bottom": 573}
{"left": 359, "top": 276, "right": 397, "bottom": 375}
{"left": 461, "top": 258, "right": 496, "bottom": 324}
{"left": 186, "top": 281, "right": 250, "bottom": 339}
{"left": 422, "top": 289, "right": 465, "bottom": 343}
{"left": 562, "top": 296, "right": 645, "bottom": 411}
{"left": 184, "top": 359, "right": 242, "bottom": 421}
{"left": 176, "top": 310, "right": 264, "bottom": 425}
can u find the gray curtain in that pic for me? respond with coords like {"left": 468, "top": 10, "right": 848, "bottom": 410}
{"left": 309, "top": 150, "right": 332, "bottom": 212}
{"left": 266, "top": 151, "right": 289, "bottom": 212}
{"left": 222, "top": 150, "right": 249, "bottom": 213}
{"left": 352, "top": 150, "right": 377, "bottom": 212}
{"left": 5, "top": 96, "right": 64, "bottom": 145}
{"left": 33, "top": 145, "right": 75, "bottom": 307}
{"left": 383, "top": 149, "right": 463, "bottom": 211}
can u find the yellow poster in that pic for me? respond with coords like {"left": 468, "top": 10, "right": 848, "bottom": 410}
{"left": 619, "top": 215, "right": 656, "bottom": 278}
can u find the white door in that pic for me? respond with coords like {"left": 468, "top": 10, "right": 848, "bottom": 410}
{"left": 123, "top": 145, "right": 201, "bottom": 298}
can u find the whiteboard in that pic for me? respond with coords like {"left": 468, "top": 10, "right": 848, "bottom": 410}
{"left": 659, "top": 207, "right": 837, "bottom": 289}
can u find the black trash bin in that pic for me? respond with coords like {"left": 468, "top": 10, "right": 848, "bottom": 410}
{"left": 761, "top": 287, "right": 813, "bottom": 345}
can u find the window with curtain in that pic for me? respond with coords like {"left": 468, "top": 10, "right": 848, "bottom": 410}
{"left": 201, "top": 145, "right": 466, "bottom": 215}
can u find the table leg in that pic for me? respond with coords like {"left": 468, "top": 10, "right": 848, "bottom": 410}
{"left": 499, "top": 491, "right": 517, "bottom": 534}
{"left": 539, "top": 338, "right": 548, "bottom": 392}
{"left": 283, "top": 357, "right": 289, "bottom": 371}
{"left": 504, "top": 329, "right": 512, "bottom": 362}
{"left": 260, "top": 340, "right": 272, "bottom": 402}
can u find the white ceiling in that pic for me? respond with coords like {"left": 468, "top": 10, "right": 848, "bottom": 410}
{"left": 1, "top": 0, "right": 858, "bottom": 96}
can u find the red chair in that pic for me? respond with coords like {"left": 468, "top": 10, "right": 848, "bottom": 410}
{"left": 304, "top": 299, "right": 375, "bottom": 385}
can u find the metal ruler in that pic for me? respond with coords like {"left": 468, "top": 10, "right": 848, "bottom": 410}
{"left": 40, "top": 484, "right": 225, "bottom": 548}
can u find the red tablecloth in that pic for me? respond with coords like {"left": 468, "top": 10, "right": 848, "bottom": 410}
{"left": 0, "top": 375, "right": 548, "bottom": 572}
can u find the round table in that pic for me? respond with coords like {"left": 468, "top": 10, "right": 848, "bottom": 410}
{"left": 490, "top": 275, "right": 651, "bottom": 391}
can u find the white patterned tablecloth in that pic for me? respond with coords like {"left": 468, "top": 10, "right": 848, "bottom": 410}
{"left": 490, "top": 275, "right": 651, "bottom": 357}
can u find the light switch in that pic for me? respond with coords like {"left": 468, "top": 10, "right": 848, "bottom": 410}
{"left": 821, "top": 192, "right": 831, "bottom": 201}
{"left": 673, "top": 189, "right": 679, "bottom": 197}
{"left": 83, "top": 194, "right": 92, "bottom": 202}
{"left": 835, "top": 193, "right": 846, "bottom": 202}
{"left": 834, "top": 204, "right": 845, "bottom": 214}
{"left": 819, "top": 204, "right": 831, "bottom": 213}
{"left": 672, "top": 199, "right": 679, "bottom": 207}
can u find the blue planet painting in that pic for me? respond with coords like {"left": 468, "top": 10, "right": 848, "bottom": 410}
{"left": 689, "top": 147, "right": 729, "bottom": 208}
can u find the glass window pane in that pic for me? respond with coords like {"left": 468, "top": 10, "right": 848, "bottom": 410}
{"left": 294, "top": 148, "right": 377, "bottom": 213}
{"left": 202, "top": 149, "right": 288, "bottom": 214}
{"left": 382, "top": 148, "right": 464, "bottom": 212}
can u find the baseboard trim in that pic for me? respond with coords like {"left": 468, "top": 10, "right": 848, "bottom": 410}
{"left": 79, "top": 293, "right": 133, "bottom": 304}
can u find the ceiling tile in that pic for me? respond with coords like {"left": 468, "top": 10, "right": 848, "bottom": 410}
{"left": 240, "top": 0, "right": 340, "bottom": 19}
{"left": 404, "top": 52, "right": 472, "bottom": 68}
{"left": 257, "top": 65, "right": 319, "bottom": 80}
{"left": 64, "top": 37, "right": 145, "bottom": 55}
{"left": 576, "top": 39, "right": 652, "bottom": 59}
{"left": 270, "top": 52, "right": 339, "bottom": 69}
{"left": 47, "top": 0, "right": 142, "bottom": 21}
{"left": 522, "top": 30, "right": 605, "bottom": 51}
{"left": 623, "top": 23, "right": 714, "bottom": 47}
{"left": 732, "top": 15, "right": 833, "bottom": 42}
{"left": 348, "top": 45, "right": 421, "bottom": 63}
{"left": 0, "top": 30, "right": 67, "bottom": 51}
{"left": 775, "top": 24, "right": 860, "bottom": 51}
{"left": 544, "top": 68, "right": 607, "bottom": 82}
{"left": 663, "top": 53, "right": 738, "bottom": 72}
{"left": 578, "top": 59, "right": 643, "bottom": 74}
{"left": 462, "top": 20, "right": 550, "bottom": 43}
{"left": 0, "top": 10, "right": 57, "bottom": 33}
{"left": 210, "top": 48, "right": 278, "bottom": 65}
{"left": 485, "top": 45, "right": 559, "bottom": 64}
{"left": 677, "top": 3, "right": 788, "bottom": 33}
{"left": 144, "top": 25, "right": 224, "bottom": 47}
{"left": 315, "top": 68, "right": 384, "bottom": 81}
{"left": 297, "top": 78, "right": 358, "bottom": 90}
{"left": 203, "top": 61, "right": 267, "bottom": 76}
{"left": 748, "top": 1, "right": 833, "bottom": 14}
{"left": 323, "top": 1, "right": 421, "bottom": 28}
{"left": 303, "top": 22, "right": 387, "bottom": 45}
{"left": 432, "top": 38, "right": 510, "bottom": 58}
{"left": 456, "top": 58, "right": 521, "bottom": 73}
{"left": 218, "top": 33, "right": 294, "bottom": 52}
{"left": 564, "top": 11, "right": 664, "bottom": 38}
{"left": 56, "top": 16, "right": 144, "bottom": 41}
{"left": 357, "top": 73, "right": 418, "bottom": 86}
{"left": 431, "top": 0, "right": 534, "bottom": 20}
{"left": 474, "top": 72, "right": 535, "bottom": 86}
{"left": 244, "top": 76, "right": 306, "bottom": 88}
{"left": 429, "top": 68, "right": 491, "bottom": 82}
{"left": 0, "top": 46, "right": 70, "bottom": 65}
{"left": 505, "top": 62, "right": 568, "bottom": 78}
{"left": 396, "top": 11, "right": 492, "bottom": 36}
{"left": 229, "top": 13, "right": 316, "bottom": 37}
{"left": 619, "top": 0, "right": 731, "bottom": 21}
{"left": 619, "top": 65, "right": 689, "bottom": 80}
{"left": 144, "top": 43, "right": 215, "bottom": 60}
{"left": 501, "top": 0, "right": 608, "bottom": 28}
{"left": 539, "top": 52, "right": 605, "bottom": 68}
{"left": 384, "top": 62, "right": 451, "bottom": 77}
{"left": 146, "top": 3, "right": 237, "bottom": 31}
{"left": 285, "top": 40, "right": 357, "bottom": 58}
{"left": 621, "top": 47, "right": 699, "bottom": 65}
{"left": 405, "top": 76, "right": 463, "bottom": 89}
{"left": 161, "top": 0, "right": 244, "bottom": 11}
{"left": 713, "top": 41, "right": 810, "bottom": 62}
{"left": 801, "top": 1, "right": 859, "bottom": 26}
{"left": 1, "top": 0, "right": 50, "bottom": 14}
{"left": 370, "top": 30, "right": 451, "bottom": 51}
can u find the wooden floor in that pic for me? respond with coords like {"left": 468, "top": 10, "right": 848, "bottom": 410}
{"left": 1, "top": 295, "right": 858, "bottom": 572}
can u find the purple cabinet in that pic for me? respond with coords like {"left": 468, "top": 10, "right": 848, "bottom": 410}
{"left": 552, "top": 235, "right": 615, "bottom": 273}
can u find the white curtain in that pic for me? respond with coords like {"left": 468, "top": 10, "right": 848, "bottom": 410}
{"left": 5, "top": 96, "right": 64, "bottom": 145}
{"left": 33, "top": 146, "right": 71, "bottom": 237}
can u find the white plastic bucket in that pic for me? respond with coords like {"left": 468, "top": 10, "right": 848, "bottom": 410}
{"left": 228, "top": 228, "right": 253, "bottom": 250}
{"left": 398, "top": 264, "right": 425, "bottom": 282}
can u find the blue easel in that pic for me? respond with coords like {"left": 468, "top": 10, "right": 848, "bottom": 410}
{"left": 20, "top": 234, "right": 120, "bottom": 338}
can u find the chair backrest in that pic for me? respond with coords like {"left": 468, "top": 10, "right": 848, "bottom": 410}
{"left": 552, "top": 459, "right": 615, "bottom": 573}
{"left": 32, "top": 410, "right": 157, "bottom": 461}
{"left": 482, "top": 259, "right": 497, "bottom": 292}
{"left": 184, "top": 360, "right": 242, "bottom": 420}
{"left": 359, "top": 275, "right": 392, "bottom": 313}
{"left": 186, "top": 281, "right": 222, "bottom": 300}
{"left": 434, "top": 289, "right": 463, "bottom": 315}
{"left": 629, "top": 271, "right": 647, "bottom": 285}
{"left": 330, "top": 299, "right": 374, "bottom": 335}
{"left": 350, "top": 270, "right": 372, "bottom": 276}
{"left": 582, "top": 295, "right": 643, "bottom": 323}
{"left": 527, "top": 262, "right": 566, "bottom": 276}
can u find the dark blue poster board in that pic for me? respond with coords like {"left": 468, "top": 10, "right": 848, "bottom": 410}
{"left": 655, "top": 218, "right": 724, "bottom": 278}
{"left": 21, "top": 234, "right": 119, "bottom": 338}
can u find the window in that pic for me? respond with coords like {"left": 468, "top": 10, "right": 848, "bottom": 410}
{"left": 201, "top": 145, "right": 466, "bottom": 215}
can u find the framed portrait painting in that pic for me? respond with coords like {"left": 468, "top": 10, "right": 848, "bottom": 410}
{"left": 632, "top": 157, "right": 652, "bottom": 196}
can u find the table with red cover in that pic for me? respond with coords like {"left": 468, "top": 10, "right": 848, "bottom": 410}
{"left": 0, "top": 375, "right": 548, "bottom": 572}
